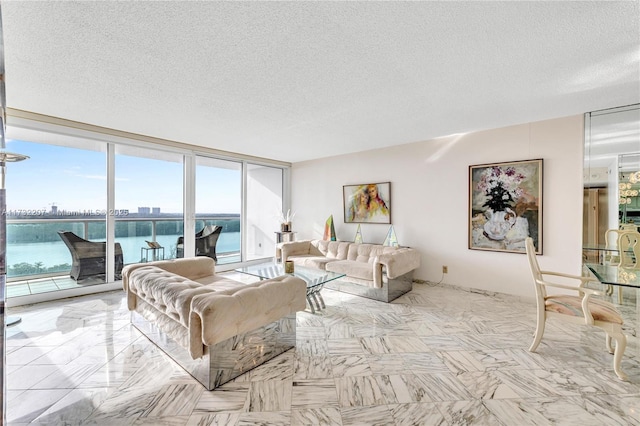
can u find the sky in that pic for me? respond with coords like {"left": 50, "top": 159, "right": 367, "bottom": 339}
{"left": 5, "top": 139, "right": 241, "bottom": 214}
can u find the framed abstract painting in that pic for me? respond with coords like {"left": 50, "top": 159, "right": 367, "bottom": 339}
{"left": 469, "top": 159, "right": 543, "bottom": 254}
{"left": 343, "top": 182, "right": 391, "bottom": 224}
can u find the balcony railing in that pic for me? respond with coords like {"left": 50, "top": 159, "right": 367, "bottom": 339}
{"left": 5, "top": 215, "right": 241, "bottom": 281}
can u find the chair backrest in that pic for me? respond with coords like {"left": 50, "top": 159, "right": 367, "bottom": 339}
{"left": 195, "top": 225, "right": 222, "bottom": 259}
{"left": 58, "top": 231, "right": 80, "bottom": 261}
{"left": 603, "top": 228, "right": 638, "bottom": 264}
{"left": 58, "top": 230, "right": 110, "bottom": 260}
{"left": 618, "top": 231, "right": 640, "bottom": 268}
{"left": 525, "top": 237, "right": 546, "bottom": 301}
{"left": 58, "top": 230, "right": 95, "bottom": 253}
{"left": 620, "top": 223, "right": 638, "bottom": 231}
{"left": 199, "top": 225, "right": 221, "bottom": 238}
{"left": 58, "top": 230, "right": 89, "bottom": 246}
{"left": 605, "top": 229, "right": 623, "bottom": 249}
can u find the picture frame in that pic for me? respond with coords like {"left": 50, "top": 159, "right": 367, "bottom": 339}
{"left": 343, "top": 182, "right": 391, "bottom": 224}
{"left": 469, "top": 159, "right": 543, "bottom": 254}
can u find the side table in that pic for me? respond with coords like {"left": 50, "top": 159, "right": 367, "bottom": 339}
{"left": 141, "top": 246, "right": 165, "bottom": 262}
{"left": 274, "top": 231, "right": 296, "bottom": 262}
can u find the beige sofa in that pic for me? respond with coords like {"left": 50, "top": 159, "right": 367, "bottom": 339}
{"left": 122, "top": 257, "right": 306, "bottom": 390}
{"left": 280, "top": 239, "right": 420, "bottom": 302}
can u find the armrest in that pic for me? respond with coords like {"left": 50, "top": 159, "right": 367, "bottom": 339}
{"left": 280, "top": 240, "right": 313, "bottom": 261}
{"left": 188, "top": 275, "right": 306, "bottom": 359}
{"left": 538, "top": 279, "right": 603, "bottom": 296}
{"left": 122, "top": 257, "right": 216, "bottom": 311}
{"left": 539, "top": 270, "right": 604, "bottom": 295}
{"left": 122, "top": 263, "right": 152, "bottom": 310}
{"left": 537, "top": 273, "right": 605, "bottom": 326}
{"left": 375, "top": 248, "right": 421, "bottom": 279}
{"left": 154, "top": 257, "right": 216, "bottom": 281}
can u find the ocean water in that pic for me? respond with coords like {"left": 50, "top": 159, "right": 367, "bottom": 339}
{"left": 6, "top": 232, "right": 240, "bottom": 277}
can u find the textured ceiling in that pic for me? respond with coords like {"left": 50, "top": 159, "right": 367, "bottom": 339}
{"left": 2, "top": 1, "right": 639, "bottom": 163}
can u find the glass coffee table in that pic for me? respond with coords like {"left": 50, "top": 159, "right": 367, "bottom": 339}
{"left": 234, "top": 262, "right": 345, "bottom": 313}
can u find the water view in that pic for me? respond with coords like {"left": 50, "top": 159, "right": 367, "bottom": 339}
{"left": 5, "top": 216, "right": 241, "bottom": 279}
{"left": 6, "top": 232, "right": 241, "bottom": 277}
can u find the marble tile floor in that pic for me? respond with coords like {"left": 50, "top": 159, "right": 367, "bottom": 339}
{"left": 5, "top": 277, "right": 640, "bottom": 425}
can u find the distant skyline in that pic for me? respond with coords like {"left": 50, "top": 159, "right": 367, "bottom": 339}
{"left": 5, "top": 139, "right": 241, "bottom": 214}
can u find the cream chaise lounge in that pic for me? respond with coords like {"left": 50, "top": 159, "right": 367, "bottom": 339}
{"left": 280, "top": 239, "right": 420, "bottom": 302}
{"left": 122, "top": 257, "right": 306, "bottom": 390}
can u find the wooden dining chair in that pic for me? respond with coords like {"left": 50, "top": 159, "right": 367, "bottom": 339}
{"left": 617, "top": 231, "right": 640, "bottom": 268}
{"left": 609, "top": 231, "right": 640, "bottom": 301}
{"left": 603, "top": 229, "right": 623, "bottom": 265}
{"left": 525, "top": 237, "right": 627, "bottom": 380}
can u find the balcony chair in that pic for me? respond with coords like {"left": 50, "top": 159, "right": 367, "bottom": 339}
{"left": 58, "top": 231, "right": 124, "bottom": 281}
{"left": 525, "top": 237, "right": 627, "bottom": 380}
{"left": 176, "top": 225, "right": 222, "bottom": 262}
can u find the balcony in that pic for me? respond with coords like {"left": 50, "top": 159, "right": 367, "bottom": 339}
{"left": 5, "top": 214, "right": 241, "bottom": 298}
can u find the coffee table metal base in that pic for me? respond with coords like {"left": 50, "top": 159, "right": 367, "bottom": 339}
{"left": 307, "top": 286, "right": 326, "bottom": 314}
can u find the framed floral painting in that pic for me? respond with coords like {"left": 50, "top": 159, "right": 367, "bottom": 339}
{"left": 469, "top": 159, "right": 543, "bottom": 254}
{"left": 343, "top": 182, "right": 391, "bottom": 224}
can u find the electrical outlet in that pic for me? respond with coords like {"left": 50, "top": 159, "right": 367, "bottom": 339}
{"left": 442, "top": 265, "right": 448, "bottom": 274}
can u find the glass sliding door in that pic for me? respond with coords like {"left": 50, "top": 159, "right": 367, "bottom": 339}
{"left": 4, "top": 112, "right": 291, "bottom": 304}
{"left": 246, "top": 163, "right": 283, "bottom": 261}
{"left": 4, "top": 131, "right": 107, "bottom": 296}
{"left": 195, "top": 156, "right": 241, "bottom": 264}
{"left": 114, "top": 145, "right": 184, "bottom": 265}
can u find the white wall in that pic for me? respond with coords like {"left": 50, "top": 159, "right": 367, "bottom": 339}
{"left": 246, "top": 165, "right": 283, "bottom": 259}
{"left": 291, "top": 115, "right": 584, "bottom": 298}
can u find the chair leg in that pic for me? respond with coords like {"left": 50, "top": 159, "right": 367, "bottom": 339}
{"left": 609, "top": 328, "right": 628, "bottom": 381}
{"left": 605, "top": 334, "right": 613, "bottom": 354}
{"left": 529, "top": 313, "right": 545, "bottom": 352}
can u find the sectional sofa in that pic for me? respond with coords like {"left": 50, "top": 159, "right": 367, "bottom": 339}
{"left": 122, "top": 257, "right": 306, "bottom": 390}
{"left": 280, "top": 239, "right": 421, "bottom": 302}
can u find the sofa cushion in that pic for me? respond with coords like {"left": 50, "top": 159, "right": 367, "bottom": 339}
{"left": 312, "top": 240, "right": 351, "bottom": 260}
{"left": 192, "top": 275, "right": 251, "bottom": 291}
{"left": 123, "top": 257, "right": 215, "bottom": 288}
{"left": 128, "top": 266, "right": 214, "bottom": 327}
{"left": 189, "top": 275, "right": 307, "bottom": 358}
{"left": 545, "top": 295, "right": 623, "bottom": 324}
{"left": 279, "top": 239, "right": 420, "bottom": 289}
{"left": 288, "top": 255, "right": 338, "bottom": 270}
{"left": 326, "top": 260, "right": 375, "bottom": 281}
{"left": 148, "top": 256, "right": 215, "bottom": 280}
{"left": 347, "top": 243, "right": 398, "bottom": 263}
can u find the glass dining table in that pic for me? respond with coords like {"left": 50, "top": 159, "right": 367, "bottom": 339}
{"left": 582, "top": 244, "right": 619, "bottom": 264}
{"left": 584, "top": 263, "right": 640, "bottom": 337}
{"left": 585, "top": 263, "right": 640, "bottom": 288}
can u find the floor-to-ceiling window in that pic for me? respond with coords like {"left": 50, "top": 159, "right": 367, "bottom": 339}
{"left": 114, "top": 145, "right": 184, "bottom": 264}
{"left": 4, "top": 112, "right": 290, "bottom": 305}
{"left": 4, "top": 129, "right": 107, "bottom": 296}
{"left": 194, "top": 156, "right": 242, "bottom": 264}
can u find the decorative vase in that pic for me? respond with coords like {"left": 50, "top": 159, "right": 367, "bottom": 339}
{"left": 281, "top": 222, "right": 291, "bottom": 232}
{"left": 483, "top": 208, "right": 516, "bottom": 241}
{"left": 284, "top": 261, "right": 295, "bottom": 273}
